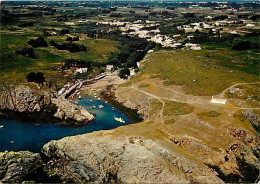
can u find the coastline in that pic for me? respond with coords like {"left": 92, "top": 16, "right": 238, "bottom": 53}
{"left": 100, "top": 85, "right": 143, "bottom": 123}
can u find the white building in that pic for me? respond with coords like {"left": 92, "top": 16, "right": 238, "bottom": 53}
{"left": 129, "top": 68, "right": 136, "bottom": 76}
{"left": 65, "top": 22, "right": 75, "bottom": 26}
{"left": 106, "top": 65, "right": 114, "bottom": 71}
{"left": 137, "top": 62, "right": 140, "bottom": 68}
{"left": 76, "top": 68, "right": 88, "bottom": 74}
{"left": 246, "top": 24, "right": 255, "bottom": 27}
{"left": 211, "top": 97, "right": 227, "bottom": 104}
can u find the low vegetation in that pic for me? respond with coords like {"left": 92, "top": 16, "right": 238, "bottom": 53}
{"left": 132, "top": 49, "right": 259, "bottom": 96}
{"left": 225, "top": 83, "right": 260, "bottom": 101}
{"left": 149, "top": 100, "right": 163, "bottom": 117}
{"left": 163, "top": 101, "right": 193, "bottom": 116}
{"left": 197, "top": 111, "right": 221, "bottom": 117}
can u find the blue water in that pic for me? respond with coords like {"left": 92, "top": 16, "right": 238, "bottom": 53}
{"left": 0, "top": 97, "right": 131, "bottom": 153}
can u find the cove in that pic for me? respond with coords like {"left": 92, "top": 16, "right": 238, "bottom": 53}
{"left": 0, "top": 97, "right": 131, "bottom": 153}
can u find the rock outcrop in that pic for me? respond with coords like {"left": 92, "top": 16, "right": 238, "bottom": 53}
{"left": 0, "top": 151, "right": 42, "bottom": 183}
{"left": 0, "top": 85, "right": 51, "bottom": 112}
{"left": 52, "top": 98, "right": 94, "bottom": 124}
{"left": 42, "top": 130, "right": 223, "bottom": 183}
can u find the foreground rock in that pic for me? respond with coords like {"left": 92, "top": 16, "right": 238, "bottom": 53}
{"left": 0, "top": 85, "right": 51, "bottom": 112}
{"left": 42, "top": 130, "right": 223, "bottom": 183}
{"left": 52, "top": 98, "right": 94, "bottom": 124}
{"left": 0, "top": 151, "right": 42, "bottom": 183}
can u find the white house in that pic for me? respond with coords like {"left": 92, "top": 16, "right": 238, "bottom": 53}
{"left": 76, "top": 68, "right": 88, "bottom": 74}
{"left": 106, "top": 65, "right": 114, "bottom": 71}
{"left": 246, "top": 24, "right": 255, "bottom": 27}
{"left": 129, "top": 68, "right": 136, "bottom": 76}
{"left": 211, "top": 97, "right": 227, "bottom": 104}
{"left": 65, "top": 22, "right": 75, "bottom": 26}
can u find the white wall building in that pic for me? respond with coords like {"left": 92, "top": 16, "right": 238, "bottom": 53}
{"left": 106, "top": 65, "right": 114, "bottom": 71}
{"left": 76, "top": 68, "right": 88, "bottom": 74}
{"left": 211, "top": 97, "right": 227, "bottom": 104}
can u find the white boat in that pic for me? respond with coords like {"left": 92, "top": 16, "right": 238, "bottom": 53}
{"left": 99, "top": 105, "right": 104, "bottom": 109}
{"left": 114, "top": 116, "right": 125, "bottom": 123}
{"left": 78, "top": 96, "right": 82, "bottom": 99}
{"left": 93, "top": 106, "right": 96, "bottom": 108}
{"left": 98, "top": 98, "right": 100, "bottom": 101}
{"left": 0, "top": 125, "right": 3, "bottom": 128}
{"left": 90, "top": 100, "right": 93, "bottom": 102}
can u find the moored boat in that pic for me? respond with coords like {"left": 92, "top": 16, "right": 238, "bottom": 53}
{"left": 114, "top": 116, "right": 125, "bottom": 123}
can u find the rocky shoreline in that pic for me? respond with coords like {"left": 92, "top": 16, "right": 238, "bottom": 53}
{"left": 0, "top": 85, "right": 94, "bottom": 126}
{"left": 100, "top": 85, "right": 143, "bottom": 123}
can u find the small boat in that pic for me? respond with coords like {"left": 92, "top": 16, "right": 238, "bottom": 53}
{"left": 114, "top": 116, "right": 125, "bottom": 123}
{"left": 86, "top": 93, "right": 88, "bottom": 95}
{"left": 99, "top": 105, "right": 104, "bottom": 109}
{"left": 93, "top": 106, "right": 96, "bottom": 108}
{"left": 90, "top": 100, "right": 93, "bottom": 102}
{"left": 0, "top": 125, "right": 3, "bottom": 128}
{"left": 78, "top": 96, "right": 82, "bottom": 99}
{"left": 10, "top": 141, "right": 15, "bottom": 144}
{"left": 98, "top": 98, "right": 100, "bottom": 101}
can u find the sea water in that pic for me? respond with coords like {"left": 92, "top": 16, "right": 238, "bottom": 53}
{"left": 0, "top": 97, "right": 131, "bottom": 152}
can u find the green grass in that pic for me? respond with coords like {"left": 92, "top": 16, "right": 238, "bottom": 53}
{"left": 149, "top": 99, "right": 163, "bottom": 116}
{"left": 163, "top": 101, "right": 194, "bottom": 116}
{"left": 46, "top": 36, "right": 119, "bottom": 63}
{"left": 0, "top": 32, "right": 118, "bottom": 88}
{"left": 197, "top": 111, "right": 221, "bottom": 117}
{"left": 132, "top": 49, "right": 259, "bottom": 96}
{"left": 138, "top": 83, "right": 150, "bottom": 88}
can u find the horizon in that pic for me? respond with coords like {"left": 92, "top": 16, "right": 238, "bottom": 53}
{"left": 1, "top": 0, "right": 259, "bottom": 2}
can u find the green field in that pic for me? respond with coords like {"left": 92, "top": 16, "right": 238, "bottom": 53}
{"left": 131, "top": 49, "right": 259, "bottom": 96}
{"left": 0, "top": 32, "right": 119, "bottom": 88}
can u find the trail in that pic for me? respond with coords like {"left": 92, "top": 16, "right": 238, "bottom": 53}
{"left": 219, "top": 82, "right": 260, "bottom": 98}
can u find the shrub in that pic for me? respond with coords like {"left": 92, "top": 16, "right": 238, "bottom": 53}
{"left": 232, "top": 41, "right": 251, "bottom": 51}
{"left": 26, "top": 72, "right": 45, "bottom": 84}
{"left": 15, "top": 47, "right": 36, "bottom": 58}
{"left": 28, "top": 37, "right": 48, "bottom": 48}
{"left": 50, "top": 40, "right": 86, "bottom": 52}
{"left": 119, "top": 68, "right": 130, "bottom": 79}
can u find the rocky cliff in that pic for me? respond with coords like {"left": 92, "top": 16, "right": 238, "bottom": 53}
{"left": 0, "top": 151, "right": 42, "bottom": 183}
{"left": 52, "top": 98, "right": 94, "bottom": 125}
{"left": 42, "top": 129, "right": 223, "bottom": 183}
{"left": 0, "top": 85, "right": 51, "bottom": 112}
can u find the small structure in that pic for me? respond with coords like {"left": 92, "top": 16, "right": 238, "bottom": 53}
{"left": 211, "top": 97, "right": 227, "bottom": 104}
{"left": 106, "top": 65, "right": 114, "bottom": 71}
{"left": 65, "top": 22, "right": 75, "bottom": 26}
{"left": 129, "top": 68, "right": 136, "bottom": 76}
{"left": 136, "top": 62, "right": 140, "bottom": 68}
{"left": 246, "top": 24, "right": 255, "bottom": 27}
{"left": 75, "top": 68, "right": 88, "bottom": 74}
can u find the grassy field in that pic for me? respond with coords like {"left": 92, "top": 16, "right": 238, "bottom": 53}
{"left": 0, "top": 32, "right": 119, "bottom": 88}
{"left": 163, "top": 101, "right": 194, "bottom": 116}
{"left": 45, "top": 36, "right": 119, "bottom": 63}
{"left": 131, "top": 49, "right": 259, "bottom": 96}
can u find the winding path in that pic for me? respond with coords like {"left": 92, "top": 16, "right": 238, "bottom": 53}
{"left": 219, "top": 82, "right": 260, "bottom": 98}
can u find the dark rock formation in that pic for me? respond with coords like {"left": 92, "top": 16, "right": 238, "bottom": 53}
{"left": 0, "top": 85, "right": 51, "bottom": 112}
{"left": 0, "top": 151, "right": 42, "bottom": 183}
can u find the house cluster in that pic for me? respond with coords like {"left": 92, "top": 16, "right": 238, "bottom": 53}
{"left": 177, "top": 22, "right": 213, "bottom": 32}
{"left": 99, "top": 20, "right": 191, "bottom": 49}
